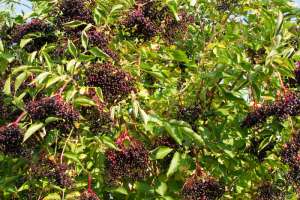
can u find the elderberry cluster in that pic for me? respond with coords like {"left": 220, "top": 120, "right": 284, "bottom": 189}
{"left": 0, "top": 124, "right": 23, "bottom": 156}
{"left": 122, "top": 8, "right": 157, "bottom": 40}
{"left": 80, "top": 106, "right": 113, "bottom": 135}
{"left": 105, "top": 132, "right": 150, "bottom": 184}
{"left": 182, "top": 175, "right": 225, "bottom": 200}
{"left": 55, "top": 0, "right": 94, "bottom": 26}
{"left": 216, "top": 0, "right": 239, "bottom": 11}
{"left": 29, "top": 153, "right": 73, "bottom": 188}
{"left": 86, "top": 63, "right": 135, "bottom": 103}
{"left": 163, "top": 11, "right": 195, "bottom": 43}
{"left": 280, "top": 132, "right": 300, "bottom": 187}
{"left": 255, "top": 183, "right": 285, "bottom": 200}
{"left": 241, "top": 92, "right": 300, "bottom": 128}
{"left": 26, "top": 96, "right": 80, "bottom": 122}
{"left": 80, "top": 190, "right": 100, "bottom": 200}
{"left": 11, "top": 19, "right": 53, "bottom": 43}
{"left": 177, "top": 104, "right": 201, "bottom": 130}
{"left": 248, "top": 137, "right": 276, "bottom": 162}
{"left": 87, "top": 29, "right": 118, "bottom": 60}
{"left": 11, "top": 19, "right": 56, "bottom": 52}
{"left": 286, "top": 61, "right": 300, "bottom": 87}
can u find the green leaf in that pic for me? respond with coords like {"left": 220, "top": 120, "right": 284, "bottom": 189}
{"left": 3, "top": 76, "right": 11, "bottom": 95}
{"left": 164, "top": 122, "right": 182, "bottom": 145}
{"left": 34, "top": 72, "right": 51, "bottom": 84}
{"left": 46, "top": 76, "right": 63, "bottom": 88}
{"left": 23, "top": 122, "right": 44, "bottom": 143}
{"left": 150, "top": 146, "right": 173, "bottom": 160}
{"left": 68, "top": 40, "right": 78, "bottom": 58}
{"left": 275, "top": 11, "right": 283, "bottom": 36}
{"left": 64, "top": 20, "right": 87, "bottom": 28}
{"left": 112, "top": 186, "right": 128, "bottom": 195}
{"left": 14, "top": 72, "right": 28, "bottom": 92}
{"left": 167, "top": 152, "right": 181, "bottom": 177}
{"left": 101, "top": 135, "right": 118, "bottom": 150}
{"left": 43, "top": 52, "right": 53, "bottom": 69}
{"left": 28, "top": 51, "right": 37, "bottom": 64}
{"left": 74, "top": 96, "right": 96, "bottom": 106}
{"left": 89, "top": 47, "right": 108, "bottom": 58}
{"left": 139, "top": 107, "right": 149, "bottom": 125}
{"left": 43, "top": 193, "right": 61, "bottom": 200}
{"left": 81, "top": 31, "right": 89, "bottom": 50}
{"left": 0, "top": 39, "right": 4, "bottom": 52}
{"left": 20, "top": 38, "right": 32, "bottom": 49}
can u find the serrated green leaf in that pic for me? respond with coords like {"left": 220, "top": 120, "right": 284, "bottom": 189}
{"left": 20, "top": 38, "right": 32, "bottom": 49}
{"left": 43, "top": 193, "right": 61, "bottom": 200}
{"left": 164, "top": 122, "right": 182, "bottom": 145}
{"left": 167, "top": 152, "right": 180, "bottom": 177}
{"left": 34, "top": 72, "right": 51, "bottom": 84}
{"left": 112, "top": 187, "right": 128, "bottom": 195}
{"left": 89, "top": 47, "right": 108, "bottom": 58}
{"left": 74, "top": 96, "right": 96, "bottom": 106}
{"left": 0, "top": 40, "right": 4, "bottom": 52}
{"left": 81, "top": 31, "right": 88, "bottom": 50}
{"left": 68, "top": 40, "right": 78, "bottom": 58}
{"left": 101, "top": 135, "right": 118, "bottom": 150}
{"left": 151, "top": 146, "right": 173, "bottom": 160}
{"left": 3, "top": 76, "right": 11, "bottom": 95}
{"left": 46, "top": 76, "right": 62, "bottom": 88}
{"left": 14, "top": 72, "right": 28, "bottom": 92}
{"left": 64, "top": 20, "right": 87, "bottom": 28}
{"left": 23, "top": 122, "right": 44, "bottom": 142}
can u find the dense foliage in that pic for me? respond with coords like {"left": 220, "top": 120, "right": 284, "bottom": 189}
{"left": 1, "top": 0, "right": 300, "bottom": 199}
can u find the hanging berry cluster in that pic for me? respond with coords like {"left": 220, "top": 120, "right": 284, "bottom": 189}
{"left": 105, "top": 131, "right": 150, "bottom": 184}
{"left": 254, "top": 183, "right": 285, "bottom": 200}
{"left": 122, "top": 1, "right": 193, "bottom": 41}
{"left": 86, "top": 63, "right": 136, "bottom": 103}
{"left": 10, "top": 19, "right": 56, "bottom": 52}
{"left": 280, "top": 131, "right": 300, "bottom": 188}
{"left": 181, "top": 166, "right": 225, "bottom": 200}
{"left": 29, "top": 152, "right": 73, "bottom": 188}
{"left": 0, "top": 124, "right": 23, "bottom": 156}
{"left": 241, "top": 92, "right": 300, "bottom": 128}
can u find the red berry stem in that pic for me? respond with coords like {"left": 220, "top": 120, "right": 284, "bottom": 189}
{"left": 12, "top": 112, "right": 26, "bottom": 126}
{"left": 88, "top": 174, "right": 92, "bottom": 192}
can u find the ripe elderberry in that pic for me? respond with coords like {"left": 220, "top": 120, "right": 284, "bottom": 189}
{"left": 177, "top": 104, "right": 201, "bottom": 130}
{"left": 11, "top": 19, "right": 53, "bottom": 43}
{"left": 248, "top": 138, "right": 276, "bottom": 162}
{"left": 26, "top": 96, "right": 79, "bottom": 133}
{"left": 280, "top": 132, "right": 300, "bottom": 166}
{"left": 11, "top": 19, "right": 56, "bottom": 52}
{"left": 87, "top": 29, "right": 118, "bottom": 60}
{"left": 29, "top": 153, "right": 73, "bottom": 188}
{"left": 86, "top": 63, "right": 136, "bottom": 103}
{"left": 242, "top": 92, "right": 300, "bottom": 128}
{"left": 122, "top": 8, "right": 157, "bottom": 40}
{"left": 80, "top": 190, "right": 100, "bottom": 200}
{"left": 255, "top": 183, "right": 285, "bottom": 200}
{"left": 80, "top": 106, "right": 113, "bottom": 135}
{"left": 163, "top": 11, "right": 194, "bottom": 43}
{"left": 182, "top": 169, "right": 225, "bottom": 200}
{"left": 0, "top": 124, "right": 23, "bottom": 156}
{"left": 105, "top": 131, "right": 150, "bottom": 184}
{"left": 56, "top": 0, "right": 94, "bottom": 26}
{"left": 26, "top": 96, "right": 79, "bottom": 122}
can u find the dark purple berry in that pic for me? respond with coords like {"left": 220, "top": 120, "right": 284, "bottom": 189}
{"left": 122, "top": 8, "right": 157, "bottom": 40}
{"left": 105, "top": 131, "right": 150, "bottom": 184}
{"left": 80, "top": 190, "right": 100, "bottom": 200}
{"left": 0, "top": 124, "right": 23, "bottom": 156}
{"left": 182, "top": 172, "right": 225, "bottom": 200}
{"left": 255, "top": 183, "right": 285, "bottom": 200}
{"left": 163, "top": 11, "right": 194, "bottom": 43}
{"left": 86, "top": 63, "right": 136, "bottom": 103}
